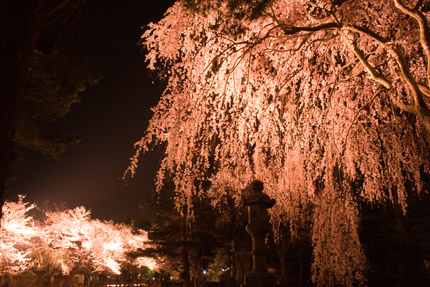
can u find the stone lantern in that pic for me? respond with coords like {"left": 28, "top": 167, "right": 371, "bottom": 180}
{"left": 244, "top": 180, "right": 277, "bottom": 287}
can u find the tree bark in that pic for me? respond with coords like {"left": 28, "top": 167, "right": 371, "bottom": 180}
{"left": 181, "top": 221, "right": 191, "bottom": 287}
{"left": 278, "top": 227, "right": 292, "bottom": 287}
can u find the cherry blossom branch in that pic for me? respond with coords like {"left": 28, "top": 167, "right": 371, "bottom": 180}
{"left": 272, "top": 17, "right": 430, "bottom": 127}
{"left": 418, "top": 84, "right": 430, "bottom": 97}
{"left": 237, "top": 14, "right": 430, "bottom": 130}
{"left": 339, "top": 30, "right": 392, "bottom": 90}
{"left": 393, "top": 0, "right": 430, "bottom": 87}
{"left": 265, "top": 34, "right": 311, "bottom": 53}
{"left": 279, "top": 22, "right": 339, "bottom": 35}
{"left": 322, "top": 58, "right": 360, "bottom": 102}
{"left": 342, "top": 90, "right": 384, "bottom": 157}
{"left": 389, "top": 92, "right": 418, "bottom": 114}
{"left": 342, "top": 25, "right": 430, "bottom": 128}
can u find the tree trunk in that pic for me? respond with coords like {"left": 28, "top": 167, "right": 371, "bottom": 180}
{"left": 280, "top": 251, "right": 288, "bottom": 287}
{"left": 278, "top": 228, "right": 292, "bottom": 287}
{"left": 224, "top": 251, "right": 234, "bottom": 287}
{"left": 181, "top": 244, "right": 191, "bottom": 287}
{"left": 298, "top": 246, "right": 304, "bottom": 287}
{"left": 181, "top": 220, "right": 191, "bottom": 287}
{"left": 393, "top": 193, "right": 406, "bottom": 287}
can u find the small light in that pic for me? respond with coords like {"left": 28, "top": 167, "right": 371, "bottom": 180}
{"left": 222, "top": 267, "right": 230, "bottom": 272}
{"left": 202, "top": 269, "right": 208, "bottom": 275}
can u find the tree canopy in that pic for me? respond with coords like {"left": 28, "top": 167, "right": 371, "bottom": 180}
{"left": 128, "top": 0, "right": 430, "bottom": 285}
{"left": 0, "top": 196, "right": 156, "bottom": 279}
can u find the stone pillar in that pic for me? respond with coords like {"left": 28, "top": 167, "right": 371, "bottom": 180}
{"left": 244, "top": 180, "right": 277, "bottom": 287}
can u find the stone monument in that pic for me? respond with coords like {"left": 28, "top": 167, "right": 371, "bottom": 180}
{"left": 244, "top": 180, "right": 277, "bottom": 287}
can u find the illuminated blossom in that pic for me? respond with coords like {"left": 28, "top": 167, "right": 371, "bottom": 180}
{"left": 0, "top": 197, "right": 155, "bottom": 276}
{"left": 0, "top": 196, "right": 38, "bottom": 273}
{"left": 129, "top": 0, "right": 430, "bottom": 285}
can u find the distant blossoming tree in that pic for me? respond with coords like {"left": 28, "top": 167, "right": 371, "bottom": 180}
{"left": 0, "top": 196, "right": 38, "bottom": 273}
{"left": 128, "top": 0, "right": 430, "bottom": 285}
{"left": 0, "top": 197, "right": 156, "bottom": 279}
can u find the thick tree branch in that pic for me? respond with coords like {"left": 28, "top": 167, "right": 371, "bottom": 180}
{"left": 342, "top": 25, "right": 430, "bottom": 127}
{"left": 418, "top": 84, "right": 430, "bottom": 97}
{"left": 342, "top": 36, "right": 392, "bottom": 89}
{"left": 279, "top": 22, "right": 339, "bottom": 35}
{"left": 342, "top": 90, "right": 383, "bottom": 157}
{"left": 393, "top": 0, "right": 430, "bottom": 87}
{"left": 264, "top": 19, "right": 430, "bottom": 128}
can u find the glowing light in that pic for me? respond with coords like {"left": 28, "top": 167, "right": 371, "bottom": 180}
{"left": 131, "top": 1, "right": 430, "bottom": 285}
{"left": 0, "top": 196, "right": 157, "bottom": 276}
{"left": 135, "top": 256, "right": 158, "bottom": 271}
{"left": 104, "top": 258, "right": 121, "bottom": 275}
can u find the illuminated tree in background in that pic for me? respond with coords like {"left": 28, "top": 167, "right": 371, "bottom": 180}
{"left": 0, "top": 197, "right": 156, "bottom": 281}
{"left": 0, "top": 196, "right": 38, "bottom": 273}
{"left": 127, "top": 0, "right": 430, "bottom": 285}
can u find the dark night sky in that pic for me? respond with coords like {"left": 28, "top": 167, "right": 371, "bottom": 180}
{"left": 6, "top": 0, "right": 174, "bottom": 222}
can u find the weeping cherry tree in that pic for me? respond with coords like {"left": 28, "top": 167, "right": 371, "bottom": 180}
{"left": 126, "top": 0, "right": 430, "bottom": 285}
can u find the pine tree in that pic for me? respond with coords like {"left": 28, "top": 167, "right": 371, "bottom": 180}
{"left": 0, "top": 0, "right": 92, "bottom": 221}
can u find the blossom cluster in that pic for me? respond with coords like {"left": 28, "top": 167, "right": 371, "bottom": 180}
{"left": 129, "top": 1, "right": 430, "bottom": 285}
{"left": 0, "top": 196, "right": 156, "bottom": 275}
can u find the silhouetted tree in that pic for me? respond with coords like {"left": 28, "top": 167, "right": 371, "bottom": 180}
{"left": 138, "top": 183, "right": 221, "bottom": 287}
{"left": 0, "top": 0, "right": 93, "bottom": 220}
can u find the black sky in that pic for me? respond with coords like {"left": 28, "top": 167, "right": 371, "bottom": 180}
{"left": 6, "top": 0, "right": 174, "bottom": 222}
